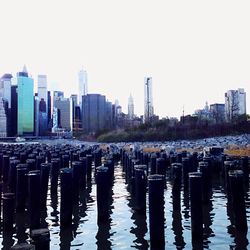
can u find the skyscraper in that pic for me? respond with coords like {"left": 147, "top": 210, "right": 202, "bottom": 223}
{"left": 14, "top": 66, "right": 34, "bottom": 135}
{"left": 53, "top": 95, "right": 72, "bottom": 131}
{"left": 128, "top": 94, "right": 134, "bottom": 120}
{"left": 0, "top": 99, "right": 8, "bottom": 137}
{"left": 0, "top": 74, "right": 12, "bottom": 108}
{"left": 38, "top": 75, "right": 48, "bottom": 135}
{"left": 82, "top": 94, "right": 106, "bottom": 133}
{"left": 144, "top": 77, "right": 154, "bottom": 122}
{"left": 0, "top": 74, "right": 12, "bottom": 136}
{"left": 10, "top": 85, "right": 18, "bottom": 136}
{"left": 225, "top": 88, "right": 246, "bottom": 121}
{"left": 78, "top": 69, "right": 88, "bottom": 107}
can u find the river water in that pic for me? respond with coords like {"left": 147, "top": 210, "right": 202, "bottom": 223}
{"left": 0, "top": 159, "right": 249, "bottom": 249}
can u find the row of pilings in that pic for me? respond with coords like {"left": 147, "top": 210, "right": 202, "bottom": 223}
{"left": 0, "top": 143, "right": 119, "bottom": 249}
{"left": 0, "top": 142, "right": 249, "bottom": 249}
{"left": 121, "top": 148, "right": 249, "bottom": 249}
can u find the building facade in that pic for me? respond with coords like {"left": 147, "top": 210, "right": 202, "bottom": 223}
{"left": 82, "top": 94, "right": 106, "bottom": 133}
{"left": 37, "top": 75, "right": 48, "bottom": 135}
{"left": 78, "top": 69, "right": 88, "bottom": 107}
{"left": 144, "top": 77, "right": 154, "bottom": 122}
{"left": 10, "top": 85, "right": 18, "bottom": 136}
{"left": 14, "top": 67, "right": 34, "bottom": 135}
{"left": 0, "top": 74, "right": 12, "bottom": 136}
{"left": 128, "top": 94, "right": 134, "bottom": 120}
{"left": 210, "top": 103, "right": 225, "bottom": 124}
{"left": 225, "top": 88, "right": 246, "bottom": 121}
{"left": 53, "top": 96, "right": 72, "bottom": 131}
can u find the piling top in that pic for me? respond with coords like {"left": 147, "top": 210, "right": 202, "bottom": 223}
{"left": 41, "top": 163, "right": 51, "bottom": 168}
{"left": 60, "top": 168, "right": 73, "bottom": 174}
{"left": 224, "top": 161, "right": 235, "bottom": 166}
{"left": 2, "top": 192, "right": 15, "bottom": 199}
{"left": 96, "top": 166, "right": 109, "bottom": 173}
{"left": 228, "top": 169, "right": 244, "bottom": 178}
{"left": 182, "top": 157, "right": 189, "bottom": 162}
{"left": 26, "top": 159, "right": 36, "bottom": 164}
{"left": 148, "top": 174, "right": 164, "bottom": 181}
{"left": 27, "top": 170, "right": 41, "bottom": 176}
{"left": 72, "top": 161, "right": 81, "bottom": 166}
{"left": 30, "top": 228, "right": 50, "bottom": 241}
{"left": 134, "top": 164, "right": 147, "bottom": 170}
{"left": 171, "top": 163, "right": 182, "bottom": 168}
{"left": 16, "top": 163, "right": 28, "bottom": 169}
{"left": 199, "top": 161, "right": 209, "bottom": 167}
{"left": 11, "top": 243, "right": 35, "bottom": 250}
{"left": 189, "top": 172, "right": 202, "bottom": 178}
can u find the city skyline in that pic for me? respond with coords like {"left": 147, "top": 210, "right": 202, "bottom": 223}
{"left": 0, "top": 1, "right": 250, "bottom": 117}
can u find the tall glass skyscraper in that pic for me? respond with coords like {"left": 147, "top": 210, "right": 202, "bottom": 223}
{"left": 82, "top": 94, "right": 106, "bottom": 133}
{"left": 0, "top": 74, "right": 12, "bottom": 136}
{"left": 128, "top": 94, "right": 134, "bottom": 120}
{"left": 15, "top": 66, "right": 34, "bottom": 135}
{"left": 38, "top": 75, "right": 48, "bottom": 135}
{"left": 144, "top": 77, "right": 154, "bottom": 122}
{"left": 78, "top": 69, "right": 88, "bottom": 107}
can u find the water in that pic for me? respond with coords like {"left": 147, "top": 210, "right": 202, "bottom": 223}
{"left": 0, "top": 162, "right": 250, "bottom": 249}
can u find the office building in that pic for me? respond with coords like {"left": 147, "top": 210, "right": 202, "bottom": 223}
{"left": 13, "top": 66, "right": 34, "bottom": 135}
{"left": 128, "top": 94, "right": 134, "bottom": 120}
{"left": 10, "top": 85, "right": 18, "bottom": 136}
{"left": 37, "top": 75, "right": 48, "bottom": 135}
{"left": 225, "top": 88, "right": 246, "bottom": 121}
{"left": 34, "top": 94, "right": 39, "bottom": 136}
{"left": 106, "top": 101, "right": 113, "bottom": 129}
{"left": 0, "top": 99, "right": 8, "bottom": 137}
{"left": 78, "top": 69, "right": 88, "bottom": 107}
{"left": 210, "top": 103, "right": 225, "bottom": 124}
{"left": 144, "top": 77, "right": 154, "bottom": 122}
{"left": 47, "top": 91, "right": 52, "bottom": 130}
{"left": 0, "top": 74, "right": 12, "bottom": 136}
{"left": 82, "top": 94, "right": 106, "bottom": 133}
{"left": 0, "top": 74, "right": 12, "bottom": 108}
{"left": 54, "top": 96, "right": 72, "bottom": 131}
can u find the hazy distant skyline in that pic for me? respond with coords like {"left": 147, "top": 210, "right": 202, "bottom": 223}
{"left": 0, "top": 0, "right": 249, "bottom": 118}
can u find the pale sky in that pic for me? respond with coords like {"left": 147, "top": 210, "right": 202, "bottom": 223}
{"left": 0, "top": 0, "right": 249, "bottom": 118}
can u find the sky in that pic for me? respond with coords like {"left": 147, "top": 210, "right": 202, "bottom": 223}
{"left": 0, "top": 0, "right": 249, "bottom": 118}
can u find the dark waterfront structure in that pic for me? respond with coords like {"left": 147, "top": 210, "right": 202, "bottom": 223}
{"left": 10, "top": 85, "right": 17, "bottom": 137}
{"left": 82, "top": 94, "right": 106, "bottom": 133}
{"left": 0, "top": 142, "right": 249, "bottom": 249}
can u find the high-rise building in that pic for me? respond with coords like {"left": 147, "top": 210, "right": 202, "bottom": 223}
{"left": 144, "top": 77, "right": 154, "bottom": 122}
{"left": 128, "top": 94, "right": 134, "bottom": 120}
{"left": 106, "top": 101, "right": 113, "bottom": 129}
{"left": 54, "top": 96, "right": 72, "bottom": 131}
{"left": 0, "top": 99, "right": 8, "bottom": 137}
{"left": 37, "top": 75, "right": 48, "bottom": 135}
{"left": 82, "top": 94, "right": 106, "bottom": 133}
{"left": 225, "top": 88, "right": 246, "bottom": 121}
{"left": 47, "top": 91, "right": 52, "bottom": 130}
{"left": 34, "top": 94, "right": 40, "bottom": 136}
{"left": 70, "top": 94, "right": 78, "bottom": 131}
{"left": 78, "top": 69, "right": 88, "bottom": 107}
{"left": 14, "top": 66, "right": 34, "bottom": 135}
{"left": 10, "top": 85, "right": 18, "bottom": 136}
{"left": 210, "top": 103, "right": 225, "bottom": 124}
{"left": 0, "top": 74, "right": 12, "bottom": 108}
{"left": 0, "top": 74, "right": 12, "bottom": 136}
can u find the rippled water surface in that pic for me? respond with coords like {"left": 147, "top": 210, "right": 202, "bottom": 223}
{"left": 0, "top": 163, "right": 250, "bottom": 249}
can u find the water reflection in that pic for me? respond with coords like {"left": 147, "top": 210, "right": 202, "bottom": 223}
{"left": 2, "top": 228, "right": 15, "bottom": 250}
{"left": 128, "top": 192, "right": 149, "bottom": 249}
{"left": 172, "top": 210, "right": 185, "bottom": 249}
{"left": 96, "top": 219, "right": 112, "bottom": 250}
{"left": 96, "top": 187, "right": 113, "bottom": 249}
{"left": 15, "top": 211, "right": 29, "bottom": 244}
